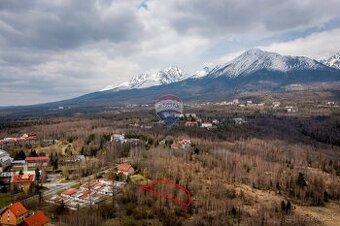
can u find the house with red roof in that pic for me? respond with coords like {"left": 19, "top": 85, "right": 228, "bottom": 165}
{"left": 61, "top": 188, "right": 78, "bottom": 198}
{"left": 23, "top": 211, "right": 49, "bottom": 226}
{"left": 117, "top": 163, "right": 135, "bottom": 176}
{"left": 0, "top": 202, "right": 29, "bottom": 225}
{"left": 25, "top": 156, "right": 49, "bottom": 167}
{"left": 11, "top": 174, "right": 35, "bottom": 193}
{"left": 178, "top": 139, "right": 192, "bottom": 149}
{"left": 185, "top": 121, "right": 198, "bottom": 127}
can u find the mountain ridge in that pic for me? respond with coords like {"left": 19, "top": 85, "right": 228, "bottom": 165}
{"left": 208, "top": 48, "right": 327, "bottom": 78}
{"left": 100, "top": 66, "right": 188, "bottom": 91}
{"left": 1, "top": 48, "right": 339, "bottom": 116}
{"left": 100, "top": 48, "right": 337, "bottom": 92}
{"left": 322, "top": 52, "right": 340, "bottom": 70}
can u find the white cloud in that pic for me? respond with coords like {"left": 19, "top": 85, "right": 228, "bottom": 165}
{"left": 260, "top": 28, "right": 340, "bottom": 60}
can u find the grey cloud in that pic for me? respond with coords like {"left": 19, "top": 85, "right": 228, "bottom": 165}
{"left": 161, "top": 0, "right": 340, "bottom": 37}
{"left": 0, "top": 0, "right": 340, "bottom": 105}
{"left": 0, "top": 0, "right": 144, "bottom": 50}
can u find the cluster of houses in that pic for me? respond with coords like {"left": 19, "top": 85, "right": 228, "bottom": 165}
{"left": 271, "top": 101, "right": 298, "bottom": 112}
{"left": 49, "top": 178, "right": 126, "bottom": 210}
{"left": 128, "top": 122, "right": 153, "bottom": 129}
{"left": 0, "top": 133, "right": 36, "bottom": 149}
{"left": 237, "top": 100, "right": 265, "bottom": 107}
{"left": 110, "top": 134, "right": 143, "bottom": 145}
{"left": 0, "top": 149, "right": 13, "bottom": 170}
{"left": 212, "top": 99, "right": 265, "bottom": 107}
{"left": 0, "top": 170, "right": 38, "bottom": 193}
{"left": 0, "top": 150, "right": 49, "bottom": 172}
{"left": 0, "top": 151, "right": 50, "bottom": 193}
{"left": 182, "top": 113, "right": 220, "bottom": 130}
{"left": 195, "top": 99, "right": 300, "bottom": 113}
{"left": 285, "top": 105, "right": 298, "bottom": 113}
{"left": 316, "top": 101, "right": 339, "bottom": 108}
{"left": 0, "top": 202, "right": 49, "bottom": 226}
{"left": 46, "top": 163, "right": 134, "bottom": 210}
{"left": 10, "top": 174, "right": 36, "bottom": 193}
{"left": 185, "top": 120, "right": 219, "bottom": 130}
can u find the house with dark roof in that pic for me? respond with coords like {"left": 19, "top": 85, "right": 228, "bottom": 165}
{"left": 0, "top": 202, "right": 29, "bottom": 225}
{"left": 23, "top": 211, "right": 49, "bottom": 226}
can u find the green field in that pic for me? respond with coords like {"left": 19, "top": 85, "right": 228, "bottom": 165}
{"left": 0, "top": 193, "right": 11, "bottom": 209}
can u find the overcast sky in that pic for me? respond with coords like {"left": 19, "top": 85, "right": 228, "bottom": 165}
{"left": 1, "top": 0, "right": 340, "bottom": 106}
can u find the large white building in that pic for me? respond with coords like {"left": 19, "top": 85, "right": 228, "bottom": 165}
{"left": 0, "top": 149, "right": 13, "bottom": 169}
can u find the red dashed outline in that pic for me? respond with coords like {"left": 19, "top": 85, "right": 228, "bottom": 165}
{"left": 139, "top": 178, "right": 192, "bottom": 207}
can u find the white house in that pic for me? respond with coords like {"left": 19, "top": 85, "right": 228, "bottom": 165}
{"left": 111, "top": 134, "right": 125, "bottom": 143}
{"left": 232, "top": 99, "right": 239, "bottom": 105}
{"left": 272, "top": 102, "right": 281, "bottom": 108}
{"left": 285, "top": 106, "right": 298, "bottom": 113}
{"left": 0, "top": 149, "right": 13, "bottom": 169}
{"left": 201, "top": 122, "right": 213, "bottom": 128}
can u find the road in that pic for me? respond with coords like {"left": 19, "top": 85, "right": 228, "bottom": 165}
{"left": 42, "top": 181, "right": 78, "bottom": 197}
{"left": 21, "top": 167, "right": 112, "bottom": 204}
{"left": 42, "top": 167, "right": 111, "bottom": 197}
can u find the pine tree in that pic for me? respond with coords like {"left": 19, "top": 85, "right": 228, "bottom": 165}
{"left": 296, "top": 172, "right": 307, "bottom": 188}
{"left": 280, "top": 200, "right": 286, "bottom": 212}
{"left": 286, "top": 201, "right": 292, "bottom": 213}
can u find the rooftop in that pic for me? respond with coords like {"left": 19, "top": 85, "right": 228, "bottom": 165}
{"left": 11, "top": 174, "right": 35, "bottom": 183}
{"left": 25, "top": 156, "right": 49, "bottom": 162}
{"left": 7, "top": 202, "right": 28, "bottom": 217}
{"left": 23, "top": 211, "right": 49, "bottom": 226}
{"left": 117, "top": 163, "right": 133, "bottom": 172}
{"left": 62, "top": 188, "right": 78, "bottom": 196}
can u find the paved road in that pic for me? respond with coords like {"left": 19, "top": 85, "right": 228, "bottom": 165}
{"left": 20, "top": 167, "right": 112, "bottom": 204}
{"left": 42, "top": 181, "right": 78, "bottom": 197}
{"left": 42, "top": 167, "right": 111, "bottom": 197}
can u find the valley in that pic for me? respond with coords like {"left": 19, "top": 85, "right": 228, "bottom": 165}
{"left": 1, "top": 97, "right": 339, "bottom": 226}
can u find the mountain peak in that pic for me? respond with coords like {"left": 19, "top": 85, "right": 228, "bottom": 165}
{"left": 243, "top": 48, "right": 265, "bottom": 55}
{"left": 209, "top": 48, "right": 325, "bottom": 78}
{"left": 100, "top": 66, "right": 187, "bottom": 91}
{"left": 193, "top": 67, "right": 210, "bottom": 78}
{"left": 322, "top": 52, "right": 340, "bottom": 70}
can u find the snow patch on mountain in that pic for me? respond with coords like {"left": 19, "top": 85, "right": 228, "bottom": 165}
{"left": 322, "top": 52, "right": 340, "bottom": 70}
{"left": 192, "top": 67, "right": 210, "bottom": 78}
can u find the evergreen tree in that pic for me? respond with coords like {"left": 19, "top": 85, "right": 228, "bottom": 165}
{"left": 281, "top": 200, "right": 286, "bottom": 212}
{"left": 15, "top": 150, "right": 26, "bottom": 160}
{"left": 296, "top": 172, "right": 307, "bottom": 188}
{"left": 35, "top": 168, "right": 41, "bottom": 182}
{"left": 286, "top": 201, "right": 292, "bottom": 213}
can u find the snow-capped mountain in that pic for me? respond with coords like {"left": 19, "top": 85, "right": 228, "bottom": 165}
{"left": 100, "top": 49, "right": 338, "bottom": 93}
{"left": 209, "top": 48, "right": 327, "bottom": 78}
{"left": 322, "top": 52, "right": 340, "bottom": 70}
{"left": 6, "top": 48, "right": 339, "bottom": 112}
{"left": 193, "top": 67, "right": 210, "bottom": 78}
{"left": 100, "top": 66, "right": 188, "bottom": 91}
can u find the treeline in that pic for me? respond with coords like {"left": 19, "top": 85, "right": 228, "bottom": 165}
{"left": 300, "top": 117, "right": 340, "bottom": 146}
